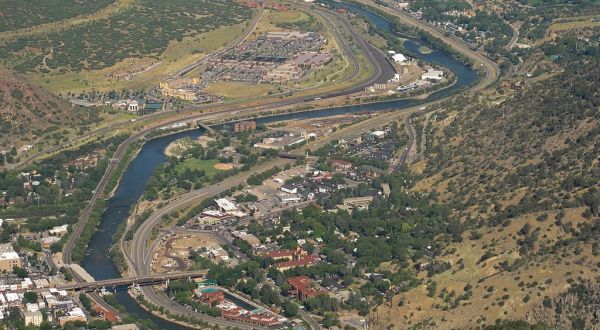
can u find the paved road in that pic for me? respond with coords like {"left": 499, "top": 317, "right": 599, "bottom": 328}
{"left": 367, "top": 1, "right": 500, "bottom": 91}
{"left": 505, "top": 20, "right": 520, "bottom": 50}
{"left": 14, "top": 3, "right": 390, "bottom": 170}
{"left": 175, "top": 3, "right": 265, "bottom": 77}
{"left": 66, "top": 2, "right": 498, "bottom": 328}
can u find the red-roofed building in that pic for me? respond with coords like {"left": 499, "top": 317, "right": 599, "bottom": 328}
{"left": 94, "top": 306, "right": 118, "bottom": 323}
{"left": 312, "top": 172, "right": 333, "bottom": 182}
{"left": 274, "top": 255, "right": 319, "bottom": 271}
{"left": 200, "top": 291, "right": 225, "bottom": 305}
{"left": 262, "top": 246, "right": 307, "bottom": 261}
{"left": 287, "top": 276, "right": 328, "bottom": 301}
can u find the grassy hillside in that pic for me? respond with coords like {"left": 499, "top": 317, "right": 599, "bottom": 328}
{"left": 0, "top": 69, "right": 101, "bottom": 155}
{"left": 375, "top": 57, "right": 600, "bottom": 328}
{"left": 0, "top": 0, "right": 252, "bottom": 73}
{"left": 0, "top": 0, "right": 114, "bottom": 32}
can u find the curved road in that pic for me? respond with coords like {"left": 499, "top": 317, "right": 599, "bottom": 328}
{"left": 61, "top": 1, "right": 384, "bottom": 265}
{"left": 63, "top": 1, "right": 499, "bottom": 328}
{"left": 127, "top": 3, "right": 501, "bottom": 329}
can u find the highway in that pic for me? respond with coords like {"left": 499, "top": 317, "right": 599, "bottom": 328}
{"left": 363, "top": 0, "right": 500, "bottom": 91}
{"left": 125, "top": 3, "right": 501, "bottom": 327}
{"left": 14, "top": 3, "right": 392, "bottom": 170}
{"left": 61, "top": 0, "right": 384, "bottom": 269}
{"left": 57, "top": 1, "right": 500, "bottom": 328}
{"left": 52, "top": 3, "right": 388, "bottom": 325}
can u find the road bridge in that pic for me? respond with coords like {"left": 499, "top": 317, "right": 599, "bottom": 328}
{"left": 57, "top": 270, "right": 208, "bottom": 292}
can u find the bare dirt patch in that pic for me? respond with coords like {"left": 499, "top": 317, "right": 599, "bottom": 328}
{"left": 214, "top": 163, "right": 234, "bottom": 170}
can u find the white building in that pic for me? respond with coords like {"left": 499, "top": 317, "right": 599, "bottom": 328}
{"left": 422, "top": 69, "right": 444, "bottom": 81}
{"left": 49, "top": 224, "right": 68, "bottom": 236}
{"left": 392, "top": 53, "right": 408, "bottom": 63}
{"left": 388, "top": 73, "right": 401, "bottom": 83}
{"left": 127, "top": 100, "right": 139, "bottom": 112}
{"left": 280, "top": 184, "right": 298, "bottom": 194}
{"left": 370, "top": 130, "right": 386, "bottom": 139}
{"left": 215, "top": 198, "right": 237, "bottom": 213}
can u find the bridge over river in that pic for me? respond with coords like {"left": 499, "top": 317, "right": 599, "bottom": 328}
{"left": 55, "top": 270, "right": 208, "bottom": 292}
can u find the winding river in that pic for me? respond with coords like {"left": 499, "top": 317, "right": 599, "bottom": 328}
{"left": 81, "top": 3, "right": 478, "bottom": 329}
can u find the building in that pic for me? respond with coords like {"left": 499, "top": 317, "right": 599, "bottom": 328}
{"left": 21, "top": 310, "right": 43, "bottom": 326}
{"left": 127, "top": 100, "right": 139, "bottom": 112}
{"left": 215, "top": 198, "right": 237, "bottom": 213}
{"left": 331, "top": 159, "right": 352, "bottom": 171}
{"left": 262, "top": 247, "right": 307, "bottom": 261}
{"left": 199, "top": 290, "right": 225, "bottom": 305}
{"left": 369, "top": 130, "right": 386, "bottom": 139}
{"left": 41, "top": 237, "right": 61, "bottom": 249}
{"left": 340, "top": 196, "right": 374, "bottom": 211}
{"left": 280, "top": 184, "right": 298, "bottom": 194}
{"left": 359, "top": 165, "right": 384, "bottom": 178}
{"left": 422, "top": 69, "right": 444, "bottom": 81}
{"left": 161, "top": 87, "right": 196, "bottom": 101}
{"left": 234, "top": 121, "right": 257, "bottom": 133}
{"left": 381, "top": 183, "right": 391, "bottom": 198}
{"left": 274, "top": 255, "right": 319, "bottom": 271}
{"left": 49, "top": 224, "right": 68, "bottom": 236}
{"left": 0, "top": 243, "right": 20, "bottom": 272}
{"left": 392, "top": 53, "right": 408, "bottom": 63}
{"left": 58, "top": 307, "right": 87, "bottom": 326}
{"left": 231, "top": 231, "right": 261, "bottom": 248}
{"left": 287, "top": 276, "right": 327, "bottom": 302}
{"left": 96, "top": 306, "right": 119, "bottom": 323}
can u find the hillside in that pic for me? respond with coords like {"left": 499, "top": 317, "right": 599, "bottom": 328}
{"left": 375, "top": 58, "right": 600, "bottom": 329}
{"left": 0, "top": 0, "right": 114, "bottom": 32}
{"left": 0, "top": 69, "right": 101, "bottom": 158}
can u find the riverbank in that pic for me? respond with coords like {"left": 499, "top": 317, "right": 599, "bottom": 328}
{"left": 77, "top": 4, "right": 493, "bottom": 329}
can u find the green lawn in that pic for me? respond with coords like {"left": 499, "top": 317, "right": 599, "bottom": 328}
{"left": 175, "top": 159, "right": 222, "bottom": 178}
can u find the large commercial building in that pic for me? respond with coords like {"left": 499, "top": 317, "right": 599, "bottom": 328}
{"left": 0, "top": 243, "right": 20, "bottom": 272}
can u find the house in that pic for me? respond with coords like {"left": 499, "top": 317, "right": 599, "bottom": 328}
{"left": 287, "top": 276, "right": 327, "bottom": 302}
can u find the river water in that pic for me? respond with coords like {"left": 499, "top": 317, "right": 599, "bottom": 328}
{"left": 81, "top": 3, "right": 477, "bottom": 329}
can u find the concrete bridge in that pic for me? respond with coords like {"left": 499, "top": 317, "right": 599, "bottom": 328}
{"left": 56, "top": 270, "right": 208, "bottom": 292}
{"left": 197, "top": 121, "right": 222, "bottom": 136}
